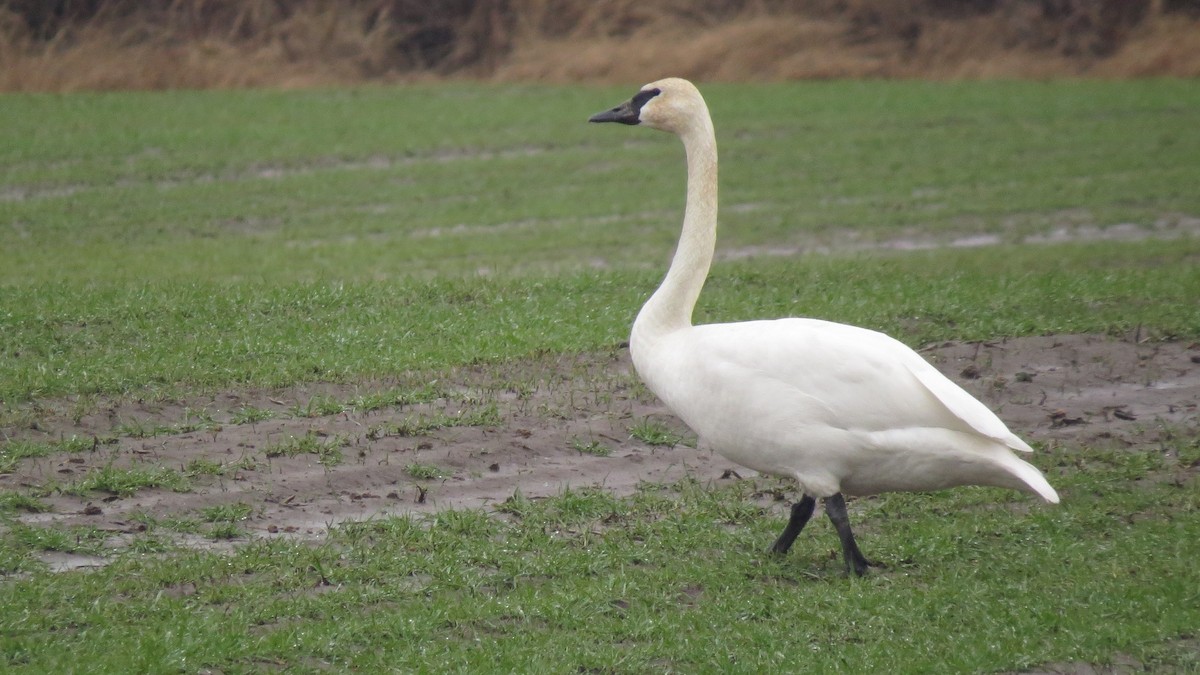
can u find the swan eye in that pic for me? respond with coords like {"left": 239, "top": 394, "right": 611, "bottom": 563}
{"left": 631, "top": 88, "right": 661, "bottom": 113}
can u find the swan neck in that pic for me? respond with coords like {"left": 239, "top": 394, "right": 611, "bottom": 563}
{"left": 636, "top": 121, "right": 718, "bottom": 338}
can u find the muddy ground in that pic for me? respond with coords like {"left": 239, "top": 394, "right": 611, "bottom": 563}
{"left": 2, "top": 333, "right": 1199, "bottom": 568}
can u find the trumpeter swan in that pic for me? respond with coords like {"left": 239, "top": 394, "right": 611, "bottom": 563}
{"left": 589, "top": 78, "right": 1059, "bottom": 576}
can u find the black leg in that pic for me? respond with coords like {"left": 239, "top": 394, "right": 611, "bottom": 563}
{"left": 824, "top": 493, "right": 872, "bottom": 577}
{"left": 769, "top": 495, "right": 816, "bottom": 554}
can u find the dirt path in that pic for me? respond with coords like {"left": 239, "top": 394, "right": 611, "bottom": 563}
{"left": 3, "top": 334, "right": 1198, "bottom": 564}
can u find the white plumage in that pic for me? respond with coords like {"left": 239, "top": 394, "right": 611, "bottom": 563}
{"left": 590, "top": 77, "right": 1058, "bottom": 575}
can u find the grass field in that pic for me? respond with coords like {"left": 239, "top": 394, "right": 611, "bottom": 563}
{"left": 1, "top": 80, "right": 1199, "bottom": 672}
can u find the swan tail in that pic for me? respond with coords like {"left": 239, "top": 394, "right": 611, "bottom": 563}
{"left": 1004, "top": 434, "right": 1035, "bottom": 454}
{"left": 1002, "top": 454, "right": 1060, "bottom": 504}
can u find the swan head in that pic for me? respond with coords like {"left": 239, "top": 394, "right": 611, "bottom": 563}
{"left": 588, "top": 77, "right": 708, "bottom": 136}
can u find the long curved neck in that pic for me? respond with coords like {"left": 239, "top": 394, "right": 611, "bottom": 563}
{"left": 634, "top": 117, "right": 718, "bottom": 338}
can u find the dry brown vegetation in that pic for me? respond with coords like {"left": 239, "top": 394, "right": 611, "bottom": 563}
{"left": 2, "top": 0, "right": 1199, "bottom": 91}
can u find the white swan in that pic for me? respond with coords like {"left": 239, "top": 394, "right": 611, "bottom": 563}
{"left": 590, "top": 78, "right": 1059, "bottom": 576}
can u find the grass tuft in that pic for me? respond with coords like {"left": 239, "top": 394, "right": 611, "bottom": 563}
{"left": 350, "top": 385, "right": 446, "bottom": 413}
{"left": 0, "top": 440, "right": 53, "bottom": 473}
{"left": 570, "top": 436, "right": 612, "bottom": 457}
{"left": 289, "top": 396, "right": 344, "bottom": 418}
{"left": 263, "top": 431, "right": 347, "bottom": 466}
{"left": 0, "top": 491, "right": 51, "bottom": 513}
{"left": 405, "top": 463, "right": 449, "bottom": 480}
{"left": 628, "top": 419, "right": 686, "bottom": 448}
{"left": 201, "top": 502, "right": 253, "bottom": 523}
{"left": 7, "top": 522, "right": 107, "bottom": 555}
{"left": 64, "top": 464, "right": 191, "bottom": 497}
{"left": 367, "top": 405, "right": 502, "bottom": 439}
{"left": 230, "top": 405, "right": 275, "bottom": 425}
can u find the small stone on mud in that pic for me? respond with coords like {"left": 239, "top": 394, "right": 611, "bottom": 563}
{"left": 1049, "top": 410, "right": 1086, "bottom": 427}
{"left": 82, "top": 505, "right": 102, "bottom": 515}
{"left": 961, "top": 364, "right": 981, "bottom": 379}
{"left": 489, "top": 463, "right": 500, "bottom": 472}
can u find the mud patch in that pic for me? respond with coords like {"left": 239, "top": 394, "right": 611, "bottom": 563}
{"left": 921, "top": 334, "right": 1200, "bottom": 449}
{"left": 718, "top": 213, "right": 1200, "bottom": 261}
{"left": 2, "top": 334, "right": 1197, "bottom": 556}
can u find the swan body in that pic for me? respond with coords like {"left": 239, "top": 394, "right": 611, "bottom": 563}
{"left": 590, "top": 78, "right": 1058, "bottom": 575}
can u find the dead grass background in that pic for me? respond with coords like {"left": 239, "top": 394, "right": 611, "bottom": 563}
{"left": 1, "top": 0, "right": 1199, "bottom": 91}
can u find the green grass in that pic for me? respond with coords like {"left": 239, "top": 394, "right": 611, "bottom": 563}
{"left": 206, "top": 522, "right": 245, "bottom": 540}
{"left": 185, "top": 456, "right": 257, "bottom": 477}
{"left": 0, "top": 81, "right": 1198, "bottom": 672}
{"left": 112, "top": 417, "right": 185, "bottom": 439}
{"left": 1, "top": 81, "right": 1198, "bottom": 404}
{"left": 0, "top": 441, "right": 52, "bottom": 474}
{"left": 0, "top": 492, "right": 49, "bottom": 514}
{"left": 62, "top": 464, "right": 191, "bottom": 498}
{"left": 570, "top": 436, "right": 612, "bottom": 457}
{"left": 229, "top": 405, "right": 275, "bottom": 425}
{"left": 6, "top": 241, "right": 1196, "bottom": 404}
{"left": 6, "top": 522, "right": 107, "bottom": 556}
{"left": 0, "top": 443, "right": 1196, "bottom": 672}
{"left": 201, "top": 503, "right": 253, "bottom": 523}
{"left": 349, "top": 385, "right": 447, "bottom": 413}
{"left": 629, "top": 418, "right": 688, "bottom": 448}
{"left": 366, "top": 405, "right": 502, "bottom": 439}
{"left": 289, "top": 395, "right": 344, "bottom": 418}
{"left": 4, "top": 437, "right": 98, "bottom": 461}
{"left": 262, "top": 431, "right": 347, "bottom": 466}
{"left": 184, "top": 458, "right": 227, "bottom": 476}
{"left": 2, "top": 81, "right": 1196, "bottom": 284}
{"left": 405, "top": 462, "right": 449, "bottom": 480}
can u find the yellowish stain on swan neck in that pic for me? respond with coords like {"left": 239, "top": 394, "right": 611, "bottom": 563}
{"left": 632, "top": 115, "right": 719, "bottom": 350}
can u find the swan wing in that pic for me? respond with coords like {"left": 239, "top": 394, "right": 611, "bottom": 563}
{"left": 682, "top": 319, "right": 1030, "bottom": 451}
{"left": 899, "top": 351, "right": 1034, "bottom": 452}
